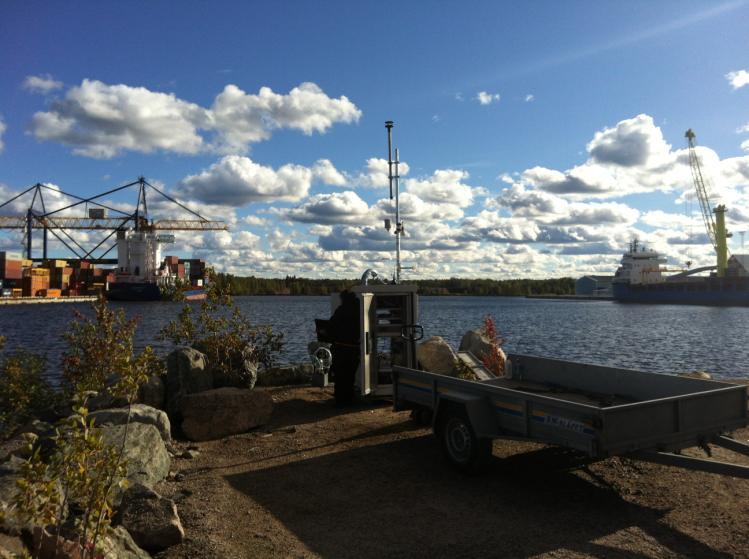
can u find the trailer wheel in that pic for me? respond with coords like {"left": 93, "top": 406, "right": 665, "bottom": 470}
{"left": 438, "top": 406, "right": 492, "bottom": 474}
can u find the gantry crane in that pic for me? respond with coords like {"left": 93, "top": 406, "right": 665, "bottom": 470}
{"left": 0, "top": 177, "right": 227, "bottom": 263}
{"left": 685, "top": 129, "right": 731, "bottom": 277}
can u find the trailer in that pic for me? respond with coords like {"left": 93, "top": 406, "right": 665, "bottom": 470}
{"left": 393, "top": 353, "right": 749, "bottom": 476}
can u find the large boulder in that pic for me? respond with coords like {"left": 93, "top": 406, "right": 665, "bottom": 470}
{"left": 117, "top": 483, "right": 184, "bottom": 552}
{"left": 417, "top": 337, "right": 459, "bottom": 377}
{"left": 180, "top": 387, "right": 273, "bottom": 441}
{"left": 138, "top": 375, "right": 166, "bottom": 410}
{"left": 99, "top": 423, "right": 170, "bottom": 489}
{"left": 91, "top": 404, "right": 172, "bottom": 443}
{"left": 99, "top": 526, "right": 152, "bottom": 559}
{"left": 166, "top": 348, "right": 212, "bottom": 423}
{"left": 459, "top": 329, "right": 506, "bottom": 376}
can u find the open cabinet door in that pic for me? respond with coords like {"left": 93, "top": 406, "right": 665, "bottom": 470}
{"left": 358, "top": 292, "right": 375, "bottom": 395}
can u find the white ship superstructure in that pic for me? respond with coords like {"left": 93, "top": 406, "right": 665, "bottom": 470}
{"left": 613, "top": 239, "right": 667, "bottom": 286}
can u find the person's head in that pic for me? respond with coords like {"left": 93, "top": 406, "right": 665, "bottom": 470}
{"left": 340, "top": 289, "right": 357, "bottom": 307}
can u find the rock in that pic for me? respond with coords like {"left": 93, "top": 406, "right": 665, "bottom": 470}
{"left": 98, "top": 525, "right": 152, "bottom": 559}
{"left": 416, "top": 337, "right": 459, "bottom": 377}
{"left": 0, "top": 432, "right": 37, "bottom": 462}
{"left": 0, "top": 533, "right": 25, "bottom": 558}
{"left": 99, "top": 423, "right": 170, "bottom": 489}
{"left": 180, "top": 387, "right": 273, "bottom": 441}
{"left": 116, "top": 483, "right": 184, "bottom": 552}
{"left": 679, "top": 371, "right": 712, "bottom": 380}
{"left": 181, "top": 449, "right": 200, "bottom": 459}
{"left": 166, "top": 348, "right": 212, "bottom": 423}
{"left": 206, "top": 345, "right": 259, "bottom": 390}
{"left": 138, "top": 374, "right": 166, "bottom": 410}
{"left": 257, "top": 364, "right": 313, "bottom": 387}
{"left": 459, "top": 329, "right": 506, "bottom": 376}
{"left": 91, "top": 404, "right": 172, "bottom": 444}
{"left": 0, "top": 456, "right": 28, "bottom": 534}
{"left": 31, "top": 527, "right": 81, "bottom": 559}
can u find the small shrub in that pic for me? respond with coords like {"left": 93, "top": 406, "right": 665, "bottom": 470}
{"left": 160, "top": 273, "right": 284, "bottom": 386}
{"left": 13, "top": 297, "right": 156, "bottom": 558}
{"left": 62, "top": 296, "right": 162, "bottom": 397}
{"left": 0, "top": 340, "right": 58, "bottom": 438}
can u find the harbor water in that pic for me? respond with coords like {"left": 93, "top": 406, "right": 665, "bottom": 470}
{"left": 0, "top": 296, "right": 747, "bottom": 380}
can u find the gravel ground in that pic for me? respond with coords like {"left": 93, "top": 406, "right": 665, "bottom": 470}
{"left": 156, "top": 386, "right": 749, "bottom": 559}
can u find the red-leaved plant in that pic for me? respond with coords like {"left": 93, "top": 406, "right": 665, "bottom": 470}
{"left": 481, "top": 314, "right": 505, "bottom": 376}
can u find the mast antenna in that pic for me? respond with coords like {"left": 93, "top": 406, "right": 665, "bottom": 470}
{"left": 385, "top": 120, "right": 403, "bottom": 283}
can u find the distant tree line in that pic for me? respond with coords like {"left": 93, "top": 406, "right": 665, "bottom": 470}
{"left": 214, "top": 273, "right": 575, "bottom": 297}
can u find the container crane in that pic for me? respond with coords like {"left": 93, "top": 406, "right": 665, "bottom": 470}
{"left": 0, "top": 177, "right": 227, "bottom": 263}
{"left": 685, "top": 129, "right": 731, "bottom": 277}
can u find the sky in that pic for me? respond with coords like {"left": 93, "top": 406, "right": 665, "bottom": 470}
{"left": 1, "top": 0, "right": 749, "bottom": 279}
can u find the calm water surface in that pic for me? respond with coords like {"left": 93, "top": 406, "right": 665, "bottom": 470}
{"left": 0, "top": 296, "right": 747, "bottom": 379}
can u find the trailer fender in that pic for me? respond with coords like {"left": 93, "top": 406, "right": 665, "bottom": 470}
{"left": 434, "top": 393, "right": 498, "bottom": 439}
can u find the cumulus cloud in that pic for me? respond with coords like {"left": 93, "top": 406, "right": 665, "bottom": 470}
{"left": 175, "top": 155, "right": 313, "bottom": 206}
{"left": 31, "top": 79, "right": 209, "bottom": 158}
{"left": 374, "top": 192, "right": 464, "bottom": 222}
{"left": 587, "top": 114, "right": 671, "bottom": 166}
{"left": 283, "top": 191, "right": 372, "bottom": 225}
{"left": 726, "top": 69, "right": 749, "bottom": 90}
{"left": 742, "top": 139, "right": 749, "bottom": 153}
{"left": 476, "top": 91, "right": 500, "bottom": 105}
{"left": 524, "top": 94, "right": 535, "bottom": 102}
{"left": 311, "top": 159, "right": 347, "bottom": 186}
{"left": 23, "top": 74, "right": 63, "bottom": 93}
{"left": 404, "top": 169, "right": 477, "bottom": 208}
{"left": 29, "top": 79, "right": 362, "bottom": 158}
{"left": 210, "top": 82, "right": 361, "bottom": 153}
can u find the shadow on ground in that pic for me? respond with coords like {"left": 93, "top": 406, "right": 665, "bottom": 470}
{"left": 225, "top": 432, "right": 729, "bottom": 558}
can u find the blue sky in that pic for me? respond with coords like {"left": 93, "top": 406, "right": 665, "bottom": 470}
{"left": 1, "top": 0, "right": 749, "bottom": 278}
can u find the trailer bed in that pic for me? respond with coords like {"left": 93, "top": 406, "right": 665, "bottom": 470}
{"left": 393, "top": 354, "right": 748, "bottom": 459}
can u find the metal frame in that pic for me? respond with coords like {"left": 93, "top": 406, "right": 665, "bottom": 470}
{"left": 0, "top": 178, "right": 226, "bottom": 261}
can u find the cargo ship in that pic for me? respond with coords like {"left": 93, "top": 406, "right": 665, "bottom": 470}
{"left": 107, "top": 229, "right": 208, "bottom": 301}
{"left": 611, "top": 240, "right": 749, "bottom": 306}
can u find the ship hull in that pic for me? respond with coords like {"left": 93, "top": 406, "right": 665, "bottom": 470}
{"left": 613, "top": 278, "right": 749, "bottom": 306}
{"left": 105, "top": 282, "right": 162, "bottom": 301}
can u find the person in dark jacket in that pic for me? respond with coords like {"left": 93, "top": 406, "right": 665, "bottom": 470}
{"left": 329, "top": 290, "right": 360, "bottom": 406}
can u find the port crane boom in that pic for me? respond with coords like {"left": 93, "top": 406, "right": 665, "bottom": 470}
{"left": 685, "top": 129, "right": 730, "bottom": 277}
{"left": 0, "top": 177, "right": 227, "bottom": 262}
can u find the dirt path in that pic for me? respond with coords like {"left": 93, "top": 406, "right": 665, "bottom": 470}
{"left": 156, "top": 386, "right": 749, "bottom": 558}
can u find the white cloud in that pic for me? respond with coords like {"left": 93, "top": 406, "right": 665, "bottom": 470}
{"left": 283, "top": 191, "right": 372, "bottom": 225}
{"left": 210, "top": 82, "right": 361, "bottom": 153}
{"left": 476, "top": 91, "right": 500, "bottom": 105}
{"left": 31, "top": 79, "right": 209, "bottom": 158}
{"left": 742, "top": 139, "right": 749, "bottom": 153}
{"left": 242, "top": 215, "right": 268, "bottom": 226}
{"left": 23, "top": 74, "right": 64, "bottom": 93}
{"left": 375, "top": 192, "right": 464, "bottom": 223}
{"left": 726, "top": 69, "right": 749, "bottom": 90}
{"left": 524, "top": 94, "right": 535, "bottom": 102}
{"left": 736, "top": 123, "right": 749, "bottom": 134}
{"left": 0, "top": 117, "right": 5, "bottom": 153}
{"left": 405, "top": 169, "right": 476, "bottom": 208}
{"left": 176, "top": 155, "right": 313, "bottom": 206}
{"left": 29, "top": 79, "right": 362, "bottom": 158}
{"left": 311, "top": 159, "right": 347, "bottom": 186}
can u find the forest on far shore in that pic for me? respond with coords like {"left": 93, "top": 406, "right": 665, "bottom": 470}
{"left": 213, "top": 273, "right": 575, "bottom": 297}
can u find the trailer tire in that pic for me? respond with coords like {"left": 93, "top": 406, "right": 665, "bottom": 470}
{"left": 438, "top": 405, "right": 492, "bottom": 474}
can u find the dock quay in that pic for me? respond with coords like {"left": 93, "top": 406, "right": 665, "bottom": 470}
{"left": 526, "top": 294, "right": 613, "bottom": 301}
{"left": 0, "top": 295, "right": 97, "bottom": 305}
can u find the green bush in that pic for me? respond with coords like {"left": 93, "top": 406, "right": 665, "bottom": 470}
{"left": 160, "top": 273, "right": 284, "bottom": 386}
{"left": 0, "top": 336, "right": 59, "bottom": 438}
